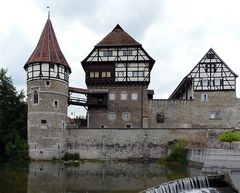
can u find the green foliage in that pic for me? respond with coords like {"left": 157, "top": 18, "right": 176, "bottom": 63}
{"left": 166, "top": 139, "right": 187, "bottom": 164}
{"left": 218, "top": 130, "right": 240, "bottom": 149}
{"left": 0, "top": 68, "right": 28, "bottom": 160}
{"left": 63, "top": 152, "right": 80, "bottom": 161}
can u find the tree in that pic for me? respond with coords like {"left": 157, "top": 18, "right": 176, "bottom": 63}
{"left": 218, "top": 130, "right": 240, "bottom": 149}
{"left": 0, "top": 68, "right": 28, "bottom": 159}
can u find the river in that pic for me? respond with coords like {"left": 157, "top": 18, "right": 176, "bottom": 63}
{"left": 0, "top": 160, "right": 239, "bottom": 193}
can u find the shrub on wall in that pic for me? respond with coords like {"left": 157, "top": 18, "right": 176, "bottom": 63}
{"left": 166, "top": 139, "right": 187, "bottom": 164}
{"left": 218, "top": 130, "right": 240, "bottom": 149}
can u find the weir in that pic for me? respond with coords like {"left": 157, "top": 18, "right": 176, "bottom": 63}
{"left": 142, "top": 175, "right": 235, "bottom": 193}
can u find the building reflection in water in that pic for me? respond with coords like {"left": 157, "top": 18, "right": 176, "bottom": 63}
{"left": 27, "top": 161, "right": 201, "bottom": 193}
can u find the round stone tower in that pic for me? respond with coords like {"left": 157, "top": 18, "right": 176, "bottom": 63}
{"left": 24, "top": 17, "right": 71, "bottom": 160}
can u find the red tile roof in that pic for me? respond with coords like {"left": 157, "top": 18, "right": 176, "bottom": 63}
{"left": 24, "top": 19, "right": 71, "bottom": 72}
{"left": 96, "top": 24, "right": 141, "bottom": 47}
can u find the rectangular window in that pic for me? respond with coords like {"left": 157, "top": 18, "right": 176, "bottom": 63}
{"left": 122, "top": 112, "right": 130, "bottom": 121}
{"left": 108, "top": 112, "right": 116, "bottom": 121}
{"left": 121, "top": 91, "right": 127, "bottom": 100}
{"left": 109, "top": 92, "right": 116, "bottom": 100}
{"left": 210, "top": 111, "right": 221, "bottom": 119}
{"left": 156, "top": 113, "right": 165, "bottom": 123}
{"left": 201, "top": 94, "right": 208, "bottom": 102}
{"left": 123, "top": 50, "right": 132, "bottom": 56}
{"left": 116, "top": 71, "right": 125, "bottom": 77}
{"left": 103, "top": 50, "right": 113, "bottom": 57}
{"left": 132, "top": 71, "right": 144, "bottom": 77}
{"left": 32, "top": 89, "right": 39, "bottom": 104}
{"left": 102, "top": 72, "right": 106, "bottom": 78}
{"left": 41, "top": 120, "right": 47, "bottom": 124}
{"left": 131, "top": 93, "right": 138, "bottom": 100}
{"left": 54, "top": 100, "right": 58, "bottom": 109}
{"left": 102, "top": 72, "right": 111, "bottom": 78}
{"left": 90, "top": 71, "right": 99, "bottom": 78}
{"left": 106, "top": 72, "right": 111, "bottom": 77}
{"left": 202, "top": 79, "right": 209, "bottom": 86}
{"left": 214, "top": 78, "right": 221, "bottom": 86}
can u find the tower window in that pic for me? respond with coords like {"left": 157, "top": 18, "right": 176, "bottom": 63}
{"left": 54, "top": 100, "right": 59, "bottom": 109}
{"left": 33, "top": 90, "right": 39, "bottom": 104}
{"left": 49, "top": 64, "right": 54, "bottom": 71}
{"left": 45, "top": 80, "right": 50, "bottom": 87}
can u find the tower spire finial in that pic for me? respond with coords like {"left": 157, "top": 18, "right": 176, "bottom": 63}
{"left": 47, "top": 6, "right": 50, "bottom": 19}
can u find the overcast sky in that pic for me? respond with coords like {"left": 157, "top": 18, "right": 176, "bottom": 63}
{"left": 1, "top": 0, "right": 240, "bottom": 117}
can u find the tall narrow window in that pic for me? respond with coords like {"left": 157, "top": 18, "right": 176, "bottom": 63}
{"left": 33, "top": 90, "right": 38, "bottom": 104}
{"left": 121, "top": 91, "right": 127, "bottom": 100}
{"left": 54, "top": 100, "right": 58, "bottom": 109}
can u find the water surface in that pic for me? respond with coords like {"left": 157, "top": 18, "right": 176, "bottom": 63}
{"left": 0, "top": 160, "right": 202, "bottom": 193}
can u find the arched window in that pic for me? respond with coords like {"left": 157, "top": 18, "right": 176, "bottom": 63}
{"left": 33, "top": 90, "right": 38, "bottom": 104}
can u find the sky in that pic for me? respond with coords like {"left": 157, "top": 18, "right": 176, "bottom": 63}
{"left": 1, "top": 0, "right": 240, "bottom": 117}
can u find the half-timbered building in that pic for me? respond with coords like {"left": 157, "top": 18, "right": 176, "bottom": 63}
{"left": 82, "top": 24, "right": 155, "bottom": 128}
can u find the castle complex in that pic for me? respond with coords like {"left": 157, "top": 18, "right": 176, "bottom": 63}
{"left": 24, "top": 17, "right": 240, "bottom": 160}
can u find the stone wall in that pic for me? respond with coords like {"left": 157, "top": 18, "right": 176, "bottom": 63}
{"left": 87, "top": 85, "right": 149, "bottom": 128}
{"left": 149, "top": 91, "right": 238, "bottom": 129}
{"left": 65, "top": 128, "right": 208, "bottom": 160}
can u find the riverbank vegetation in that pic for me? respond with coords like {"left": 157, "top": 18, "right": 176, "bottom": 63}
{"left": 0, "top": 68, "right": 28, "bottom": 160}
{"left": 159, "top": 139, "right": 188, "bottom": 165}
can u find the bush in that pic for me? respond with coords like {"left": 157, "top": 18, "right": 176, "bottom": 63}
{"left": 218, "top": 130, "right": 240, "bottom": 149}
{"left": 63, "top": 152, "right": 80, "bottom": 161}
{"left": 166, "top": 139, "right": 187, "bottom": 164}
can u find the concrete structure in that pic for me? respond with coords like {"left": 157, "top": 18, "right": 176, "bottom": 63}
{"left": 24, "top": 17, "right": 240, "bottom": 160}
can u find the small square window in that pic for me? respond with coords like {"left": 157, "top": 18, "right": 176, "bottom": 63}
{"left": 156, "top": 113, "right": 165, "bottom": 123}
{"left": 201, "top": 94, "right": 208, "bottom": 102}
{"left": 122, "top": 112, "right": 130, "bottom": 121}
{"left": 108, "top": 112, "right": 116, "bottom": 121}
{"left": 121, "top": 91, "right": 127, "bottom": 100}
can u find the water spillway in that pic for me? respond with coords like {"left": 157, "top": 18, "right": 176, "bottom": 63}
{"left": 143, "top": 175, "right": 233, "bottom": 193}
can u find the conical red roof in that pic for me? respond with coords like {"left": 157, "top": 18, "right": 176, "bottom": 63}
{"left": 96, "top": 24, "right": 141, "bottom": 47}
{"left": 24, "top": 19, "right": 71, "bottom": 72}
